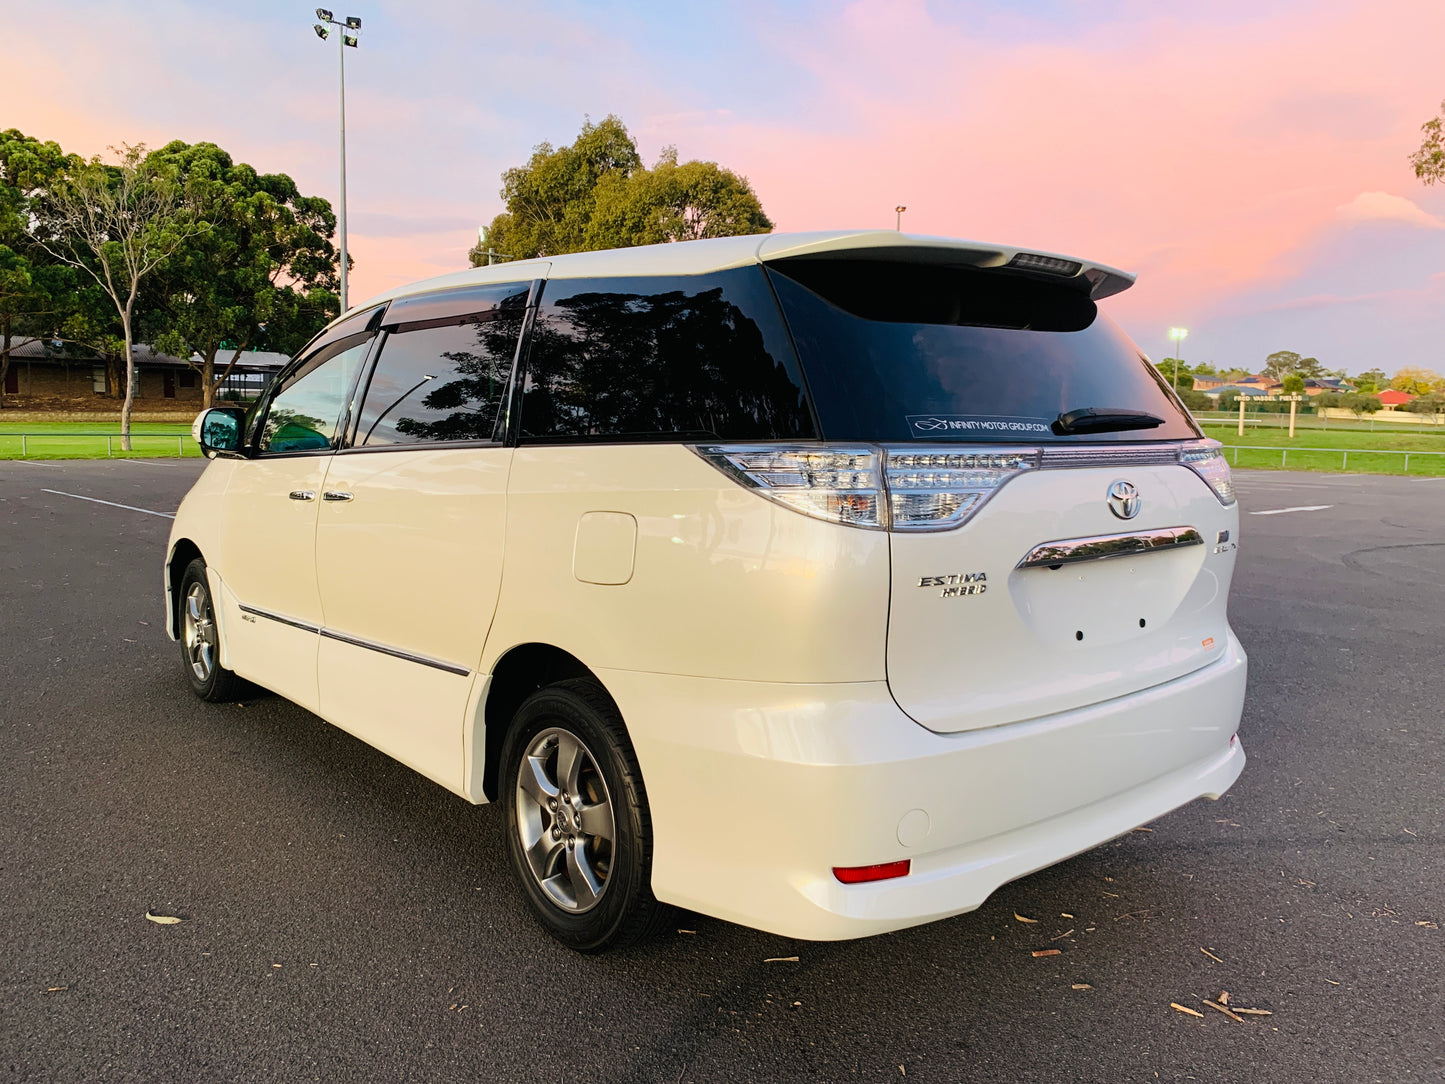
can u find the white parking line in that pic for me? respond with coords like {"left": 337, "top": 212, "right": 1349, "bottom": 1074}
{"left": 41, "top": 489, "right": 175, "bottom": 519}
{"left": 1249, "top": 505, "right": 1333, "bottom": 516}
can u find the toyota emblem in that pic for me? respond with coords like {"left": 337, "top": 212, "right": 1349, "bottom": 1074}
{"left": 1107, "top": 480, "right": 1141, "bottom": 520}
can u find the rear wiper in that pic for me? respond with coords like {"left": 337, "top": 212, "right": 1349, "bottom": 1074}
{"left": 1052, "top": 407, "right": 1166, "bottom": 436}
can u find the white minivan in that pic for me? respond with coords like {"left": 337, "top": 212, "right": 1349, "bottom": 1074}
{"left": 168, "top": 230, "right": 1246, "bottom": 952}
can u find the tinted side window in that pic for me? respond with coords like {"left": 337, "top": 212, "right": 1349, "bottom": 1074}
{"left": 519, "top": 268, "right": 815, "bottom": 442}
{"left": 258, "top": 334, "right": 373, "bottom": 454}
{"left": 356, "top": 285, "right": 529, "bottom": 446}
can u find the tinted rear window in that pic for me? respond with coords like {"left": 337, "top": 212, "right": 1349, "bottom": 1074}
{"left": 767, "top": 260, "right": 1198, "bottom": 444}
{"left": 519, "top": 268, "right": 815, "bottom": 442}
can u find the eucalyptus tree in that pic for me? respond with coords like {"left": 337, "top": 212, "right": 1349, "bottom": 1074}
{"left": 0, "top": 129, "right": 75, "bottom": 407}
{"left": 148, "top": 141, "right": 340, "bottom": 406}
{"left": 36, "top": 144, "right": 202, "bottom": 447}
{"left": 471, "top": 116, "right": 771, "bottom": 264}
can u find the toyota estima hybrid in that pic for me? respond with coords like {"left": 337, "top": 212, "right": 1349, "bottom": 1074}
{"left": 168, "top": 230, "right": 1246, "bottom": 952}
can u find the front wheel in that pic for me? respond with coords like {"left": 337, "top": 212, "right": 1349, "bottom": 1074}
{"left": 500, "top": 679, "right": 670, "bottom": 952}
{"left": 178, "top": 558, "right": 245, "bottom": 702}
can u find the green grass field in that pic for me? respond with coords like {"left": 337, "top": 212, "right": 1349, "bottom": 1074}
{"left": 0, "top": 421, "right": 202, "bottom": 459}
{"left": 1200, "top": 425, "right": 1445, "bottom": 475}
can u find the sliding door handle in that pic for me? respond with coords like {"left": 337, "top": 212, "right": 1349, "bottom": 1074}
{"left": 288, "top": 490, "right": 316, "bottom": 501}
{"left": 322, "top": 491, "right": 354, "bottom": 502}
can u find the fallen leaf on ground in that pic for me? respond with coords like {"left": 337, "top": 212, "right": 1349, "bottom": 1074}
{"left": 145, "top": 911, "right": 182, "bottom": 925}
{"left": 45, "top": 986, "right": 67, "bottom": 993}
{"left": 1416, "top": 921, "right": 1438, "bottom": 929}
{"left": 1200, "top": 947, "right": 1224, "bottom": 963}
{"left": 1061, "top": 913, "right": 1074, "bottom": 919}
{"left": 764, "top": 956, "right": 798, "bottom": 963}
{"left": 1051, "top": 929, "right": 1075, "bottom": 941}
{"left": 677, "top": 929, "right": 697, "bottom": 934}
{"left": 1325, "top": 979, "right": 1340, "bottom": 986}
{"left": 1014, "top": 913, "right": 1039, "bottom": 923}
{"left": 1233, "top": 1007, "right": 1273, "bottom": 1016}
{"left": 1031, "top": 949, "right": 1062, "bottom": 957}
{"left": 1171, "top": 1003, "right": 1204, "bottom": 1018}
{"left": 1132, "top": 827, "right": 1154, "bottom": 833}
{"left": 1071, "top": 983, "right": 1092, "bottom": 990}
{"left": 1203, "top": 999, "right": 1245, "bottom": 1023}
{"left": 1218, "top": 991, "right": 1230, "bottom": 1005}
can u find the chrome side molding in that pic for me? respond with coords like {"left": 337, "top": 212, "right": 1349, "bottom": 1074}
{"left": 236, "top": 603, "right": 469, "bottom": 676}
{"left": 1016, "top": 526, "right": 1204, "bottom": 569}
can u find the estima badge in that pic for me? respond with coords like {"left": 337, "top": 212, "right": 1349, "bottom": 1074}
{"left": 1107, "top": 480, "right": 1141, "bottom": 520}
{"left": 918, "top": 572, "right": 987, "bottom": 598}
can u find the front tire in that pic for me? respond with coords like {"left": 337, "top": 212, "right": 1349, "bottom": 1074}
{"left": 500, "top": 679, "right": 670, "bottom": 952}
{"left": 178, "top": 558, "right": 245, "bottom": 703}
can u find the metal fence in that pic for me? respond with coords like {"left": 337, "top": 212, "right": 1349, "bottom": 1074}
{"left": 1219, "top": 444, "right": 1445, "bottom": 472}
{"left": 1194, "top": 410, "right": 1445, "bottom": 433}
{"left": 4, "top": 433, "right": 196, "bottom": 458}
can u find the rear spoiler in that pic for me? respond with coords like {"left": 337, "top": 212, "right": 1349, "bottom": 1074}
{"left": 756, "top": 231, "right": 1136, "bottom": 300}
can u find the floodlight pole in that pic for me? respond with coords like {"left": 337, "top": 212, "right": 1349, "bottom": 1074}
{"left": 313, "top": 11, "right": 360, "bottom": 313}
{"left": 337, "top": 27, "right": 348, "bottom": 312}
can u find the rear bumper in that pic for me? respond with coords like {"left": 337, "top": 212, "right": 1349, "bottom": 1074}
{"left": 598, "top": 631, "right": 1247, "bottom": 940}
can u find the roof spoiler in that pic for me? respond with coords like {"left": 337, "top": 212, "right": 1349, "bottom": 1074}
{"left": 755, "top": 231, "right": 1136, "bottom": 300}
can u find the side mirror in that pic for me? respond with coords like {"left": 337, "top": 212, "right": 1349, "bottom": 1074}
{"left": 193, "top": 408, "right": 244, "bottom": 458}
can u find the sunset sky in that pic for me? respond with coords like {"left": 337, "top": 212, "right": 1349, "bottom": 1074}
{"left": 9, "top": 0, "right": 1444, "bottom": 375}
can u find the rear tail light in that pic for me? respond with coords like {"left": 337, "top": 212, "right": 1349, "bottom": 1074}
{"left": 694, "top": 444, "right": 1038, "bottom": 531}
{"left": 833, "top": 860, "right": 911, "bottom": 884}
{"left": 1179, "top": 440, "right": 1236, "bottom": 505}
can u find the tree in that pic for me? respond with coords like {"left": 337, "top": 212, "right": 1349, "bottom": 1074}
{"left": 1262, "top": 350, "right": 1301, "bottom": 380}
{"left": 1340, "top": 392, "right": 1382, "bottom": 417}
{"left": 35, "top": 144, "right": 202, "bottom": 448}
{"left": 1154, "top": 356, "right": 1190, "bottom": 386}
{"left": 1281, "top": 373, "right": 1306, "bottom": 394}
{"left": 1390, "top": 367, "right": 1444, "bottom": 395}
{"left": 1175, "top": 387, "right": 1212, "bottom": 412}
{"left": 471, "top": 116, "right": 771, "bottom": 263}
{"left": 1410, "top": 99, "right": 1445, "bottom": 185}
{"left": 146, "top": 141, "right": 340, "bottom": 407}
{"left": 0, "top": 129, "right": 78, "bottom": 407}
{"left": 1403, "top": 391, "right": 1445, "bottom": 419}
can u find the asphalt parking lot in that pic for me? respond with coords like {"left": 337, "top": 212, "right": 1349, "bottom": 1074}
{"left": 2, "top": 459, "right": 1442, "bottom": 1083}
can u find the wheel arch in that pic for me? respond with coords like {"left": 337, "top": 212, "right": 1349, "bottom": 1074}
{"left": 165, "top": 538, "right": 204, "bottom": 640}
{"left": 477, "top": 643, "right": 620, "bottom": 802}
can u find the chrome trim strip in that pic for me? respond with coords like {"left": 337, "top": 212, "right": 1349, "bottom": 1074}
{"left": 235, "top": 604, "right": 470, "bottom": 676}
{"left": 318, "top": 628, "right": 471, "bottom": 676}
{"left": 1016, "top": 526, "right": 1204, "bottom": 569}
{"left": 238, "top": 604, "right": 320, "bottom": 634}
{"left": 1039, "top": 445, "right": 1183, "bottom": 468}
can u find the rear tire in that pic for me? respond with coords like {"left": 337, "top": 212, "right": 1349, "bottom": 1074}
{"left": 178, "top": 558, "right": 246, "bottom": 703}
{"left": 500, "top": 679, "right": 671, "bottom": 952}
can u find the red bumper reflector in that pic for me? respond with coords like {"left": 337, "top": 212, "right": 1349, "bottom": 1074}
{"left": 833, "top": 860, "right": 911, "bottom": 884}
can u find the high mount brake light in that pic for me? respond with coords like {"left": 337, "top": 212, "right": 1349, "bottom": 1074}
{"left": 693, "top": 445, "right": 1040, "bottom": 530}
{"left": 1178, "top": 440, "right": 1236, "bottom": 505}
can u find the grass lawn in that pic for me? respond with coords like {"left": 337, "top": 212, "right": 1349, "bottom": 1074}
{"left": 1200, "top": 424, "right": 1445, "bottom": 476}
{"left": 0, "top": 421, "right": 202, "bottom": 459}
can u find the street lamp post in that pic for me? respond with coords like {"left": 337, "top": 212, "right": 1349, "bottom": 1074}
{"left": 1167, "top": 326, "right": 1189, "bottom": 392}
{"left": 895, "top": 205, "right": 907, "bottom": 231}
{"left": 313, "top": 9, "right": 361, "bottom": 313}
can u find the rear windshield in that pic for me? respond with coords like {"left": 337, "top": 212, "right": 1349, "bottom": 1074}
{"left": 767, "top": 259, "right": 1199, "bottom": 444}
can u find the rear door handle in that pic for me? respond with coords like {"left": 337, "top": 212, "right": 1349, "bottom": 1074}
{"left": 288, "top": 490, "right": 316, "bottom": 501}
{"left": 322, "top": 491, "right": 354, "bottom": 502}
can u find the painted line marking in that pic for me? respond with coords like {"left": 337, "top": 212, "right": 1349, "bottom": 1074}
{"left": 1249, "top": 505, "right": 1333, "bottom": 516}
{"left": 41, "top": 489, "right": 176, "bottom": 519}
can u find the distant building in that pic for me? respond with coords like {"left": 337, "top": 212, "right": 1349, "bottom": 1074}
{"left": 1377, "top": 389, "right": 1416, "bottom": 407}
{"left": 1, "top": 340, "right": 287, "bottom": 408}
{"left": 1303, "top": 377, "right": 1355, "bottom": 396}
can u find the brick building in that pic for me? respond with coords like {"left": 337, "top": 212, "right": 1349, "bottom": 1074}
{"left": 1, "top": 339, "right": 286, "bottom": 408}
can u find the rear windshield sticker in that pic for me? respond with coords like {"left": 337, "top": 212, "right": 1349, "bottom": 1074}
{"left": 907, "top": 414, "right": 1052, "bottom": 438}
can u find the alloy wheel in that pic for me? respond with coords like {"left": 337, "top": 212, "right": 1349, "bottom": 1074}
{"left": 513, "top": 727, "right": 616, "bottom": 913}
{"left": 183, "top": 581, "right": 218, "bottom": 682}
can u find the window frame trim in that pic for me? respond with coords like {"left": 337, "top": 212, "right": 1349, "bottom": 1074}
{"left": 249, "top": 325, "right": 382, "bottom": 460}
{"left": 341, "top": 278, "right": 544, "bottom": 454}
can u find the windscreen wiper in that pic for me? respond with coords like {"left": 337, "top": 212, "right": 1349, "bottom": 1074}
{"left": 1052, "top": 407, "right": 1166, "bottom": 436}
